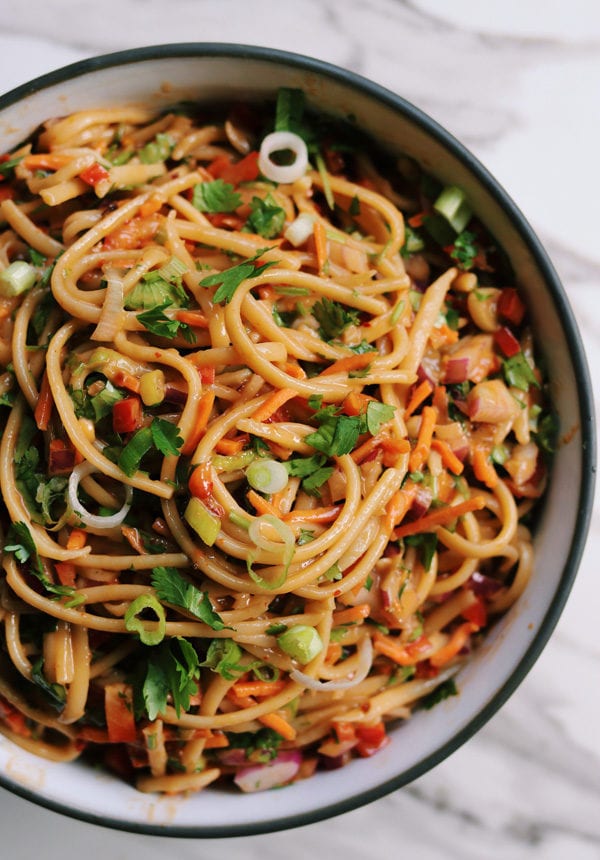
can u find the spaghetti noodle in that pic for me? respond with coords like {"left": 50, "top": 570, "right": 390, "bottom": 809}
{"left": 0, "top": 91, "right": 553, "bottom": 794}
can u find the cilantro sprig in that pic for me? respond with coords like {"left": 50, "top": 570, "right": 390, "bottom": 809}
{"left": 151, "top": 566, "right": 230, "bottom": 629}
{"left": 244, "top": 194, "right": 285, "bottom": 239}
{"left": 312, "top": 297, "right": 360, "bottom": 342}
{"left": 137, "top": 302, "right": 195, "bottom": 342}
{"left": 192, "top": 179, "right": 242, "bottom": 213}
{"left": 200, "top": 248, "right": 277, "bottom": 304}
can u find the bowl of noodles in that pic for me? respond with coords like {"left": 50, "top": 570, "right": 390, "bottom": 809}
{"left": 0, "top": 44, "right": 594, "bottom": 836}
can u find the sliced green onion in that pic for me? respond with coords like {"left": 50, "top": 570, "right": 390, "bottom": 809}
{"left": 90, "top": 380, "right": 124, "bottom": 421}
{"left": 246, "top": 459, "right": 289, "bottom": 494}
{"left": 118, "top": 427, "right": 153, "bottom": 477}
{"left": 390, "top": 299, "right": 405, "bottom": 325}
{"left": 229, "top": 510, "right": 251, "bottom": 531}
{"left": 433, "top": 185, "right": 472, "bottom": 234}
{"left": 157, "top": 255, "right": 188, "bottom": 281}
{"left": 124, "top": 594, "right": 166, "bottom": 645}
{"left": 184, "top": 497, "right": 221, "bottom": 546}
{"left": 315, "top": 152, "right": 334, "bottom": 210}
{"left": 212, "top": 450, "right": 255, "bottom": 473}
{"left": 278, "top": 625, "right": 323, "bottom": 664}
{"left": 284, "top": 212, "right": 315, "bottom": 247}
{"left": 0, "top": 261, "right": 37, "bottom": 297}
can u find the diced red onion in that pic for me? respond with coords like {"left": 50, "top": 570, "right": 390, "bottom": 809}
{"left": 217, "top": 748, "right": 248, "bottom": 768}
{"left": 469, "top": 571, "right": 503, "bottom": 598}
{"left": 443, "top": 357, "right": 469, "bottom": 384}
{"left": 233, "top": 750, "right": 302, "bottom": 793}
{"left": 49, "top": 448, "right": 76, "bottom": 474}
{"left": 410, "top": 485, "right": 433, "bottom": 520}
{"left": 319, "top": 750, "right": 353, "bottom": 770}
{"left": 163, "top": 385, "right": 187, "bottom": 405}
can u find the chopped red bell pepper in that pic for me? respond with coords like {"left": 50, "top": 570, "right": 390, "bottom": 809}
{"left": 497, "top": 288, "right": 525, "bottom": 326}
{"left": 494, "top": 325, "right": 521, "bottom": 357}
{"left": 208, "top": 151, "right": 260, "bottom": 185}
{"left": 198, "top": 365, "right": 216, "bottom": 385}
{"left": 112, "top": 397, "right": 143, "bottom": 434}
{"left": 79, "top": 162, "right": 110, "bottom": 187}
{"left": 355, "top": 721, "right": 390, "bottom": 757}
{"left": 461, "top": 595, "right": 488, "bottom": 628}
{"left": 105, "top": 683, "right": 137, "bottom": 744}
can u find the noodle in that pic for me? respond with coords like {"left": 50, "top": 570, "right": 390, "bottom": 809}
{"left": 0, "top": 91, "right": 551, "bottom": 795}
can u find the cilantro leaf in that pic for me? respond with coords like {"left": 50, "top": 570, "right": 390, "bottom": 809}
{"left": 135, "top": 637, "right": 200, "bottom": 720}
{"left": 284, "top": 453, "right": 333, "bottom": 496}
{"left": 200, "top": 248, "right": 277, "bottom": 304}
{"left": 151, "top": 566, "right": 229, "bottom": 629}
{"left": 502, "top": 352, "right": 539, "bottom": 392}
{"left": 137, "top": 302, "right": 195, "bottom": 342}
{"left": 5, "top": 522, "right": 74, "bottom": 597}
{"left": 421, "top": 678, "right": 458, "bottom": 710}
{"left": 312, "top": 298, "right": 360, "bottom": 341}
{"left": 35, "top": 476, "right": 68, "bottom": 525}
{"left": 366, "top": 401, "right": 396, "bottom": 435}
{"left": 244, "top": 194, "right": 285, "bottom": 239}
{"left": 226, "top": 727, "right": 283, "bottom": 762}
{"left": 404, "top": 532, "right": 438, "bottom": 571}
{"left": 150, "top": 417, "right": 183, "bottom": 457}
{"left": 31, "top": 657, "right": 66, "bottom": 711}
{"left": 139, "top": 133, "right": 174, "bottom": 164}
{"left": 192, "top": 179, "right": 242, "bottom": 213}
{"left": 450, "top": 230, "right": 478, "bottom": 270}
{"left": 305, "top": 413, "right": 362, "bottom": 457}
{"left": 535, "top": 412, "right": 559, "bottom": 455}
{"left": 297, "top": 528, "right": 315, "bottom": 545}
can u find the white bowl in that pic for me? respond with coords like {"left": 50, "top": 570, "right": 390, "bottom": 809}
{"left": 0, "top": 44, "right": 594, "bottom": 836}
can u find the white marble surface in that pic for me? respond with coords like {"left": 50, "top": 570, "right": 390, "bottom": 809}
{"left": 0, "top": 1, "right": 599, "bottom": 857}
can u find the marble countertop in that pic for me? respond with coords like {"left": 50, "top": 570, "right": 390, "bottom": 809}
{"left": 0, "top": 1, "right": 599, "bottom": 857}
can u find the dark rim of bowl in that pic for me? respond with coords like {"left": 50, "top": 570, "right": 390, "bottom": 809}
{"left": 0, "top": 42, "right": 595, "bottom": 839}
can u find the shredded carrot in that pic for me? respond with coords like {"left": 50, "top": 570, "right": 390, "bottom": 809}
{"left": 138, "top": 195, "right": 163, "bottom": 218}
{"left": 313, "top": 219, "right": 328, "bottom": 273}
{"left": 215, "top": 436, "right": 247, "bottom": 455}
{"left": 202, "top": 731, "right": 230, "bottom": 749}
{"left": 325, "top": 642, "right": 343, "bottom": 664}
{"left": 33, "top": 371, "right": 53, "bottom": 431}
{"left": 429, "top": 324, "right": 459, "bottom": 350}
{"left": 250, "top": 387, "right": 296, "bottom": 423}
{"left": 66, "top": 528, "right": 87, "bottom": 550}
{"left": 431, "top": 438, "right": 464, "bottom": 476}
{"left": 408, "top": 405, "right": 437, "bottom": 472}
{"left": 383, "top": 484, "right": 417, "bottom": 532}
{"left": 472, "top": 447, "right": 498, "bottom": 489}
{"left": 54, "top": 562, "right": 77, "bottom": 587}
{"left": 266, "top": 440, "right": 292, "bottom": 461}
{"left": 175, "top": 309, "right": 210, "bottom": 328}
{"left": 231, "top": 680, "right": 287, "bottom": 698}
{"left": 181, "top": 390, "right": 215, "bottom": 456}
{"left": 380, "top": 437, "right": 411, "bottom": 468}
{"left": 320, "top": 352, "right": 373, "bottom": 377}
{"left": 372, "top": 632, "right": 416, "bottom": 666}
{"left": 284, "top": 361, "right": 306, "bottom": 380}
{"left": 393, "top": 495, "right": 486, "bottom": 539}
{"left": 341, "top": 391, "right": 371, "bottom": 416}
{"left": 351, "top": 434, "right": 382, "bottom": 464}
{"left": 407, "top": 211, "right": 426, "bottom": 228}
{"left": 23, "top": 153, "right": 71, "bottom": 171}
{"left": 432, "top": 385, "right": 448, "bottom": 416}
{"left": 259, "top": 712, "right": 297, "bottom": 741}
{"left": 429, "top": 622, "right": 477, "bottom": 667}
{"left": 283, "top": 505, "right": 342, "bottom": 524}
{"left": 332, "top": 604, "right": 371, "bottom": 626}
{"left": 404, "top": 379, "right": 433, "bottom": 419}
{"left": 436, "top": 470, "right": 455, "bottom": 504}
{"left": 111, "top": 369, "right": 141, "bottom": 394}
{"left": 247, "top": 489, "right": 279, "bottom": 517}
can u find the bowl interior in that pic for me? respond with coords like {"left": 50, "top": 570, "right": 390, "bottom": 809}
{"left": 0, "top": 46, "right": 593, "bottom": 836}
